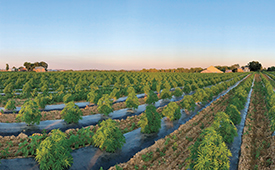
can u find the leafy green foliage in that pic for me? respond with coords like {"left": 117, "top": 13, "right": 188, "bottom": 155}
{"left": 160, "top": 89, "right": 172, "bottom": 100}
{"left": 180, "top": 95, "right": 196, "bottom": 112}
{"left": 35, "top": 129, "right": 73, "bottom": 170}
{"left": 41, "top": 84, "right": 49, "bottom": 96}
{"left": 173, "top": 87, "right": 183, "bottom": 97}
{"left": 34, "top": 94, "right": 48, "bottom": 109}
{"left": 3, "top": 83, "right": 14, "bottom": 98}
{"left": 162, "top": 102, "right": 181, "bottom": 121}
{"left": 93, "top": 119, "right": 126, "bottom": 152}
{"left": 60, "top": 101, "right": 83, "bottom": 124}
{"left": 63, "top": 93, "right": 74, "bottom": 103}
{"left": 183, "top": 83, "right": 191, "bottom": 94}
{"left": 68, "top": 127, "right": 94, "bottom": 149}
{"left": 22, "top": 82, "right": 32, "bottom": 98}
{"left": 4, "top": 99, "right": 16, "bottom": 110}
{"left": 138, "top": 104, "right": 161, "bottom": 133}
{"left": 187, "top": 127, "right": 232, "bottom": 170}
{"left": 193, "top": 88, "right": 207, "bottom": 103}
{"left": 145, "top": 90, "right": 159, "bottom": 105}
{"left": 87, "top": 89, "right": 97, "bottom": 103}
{"left": 16, "top": 100, "right": 41, "bottom": 125}
{"left": 17, "top": 133, "right": 47, "bottom": 157}
{"left": 212, "top": 112, "right": 238, "bottom": 144}
{"left": 225, "top": 104, "right": 241, "bottom": 125}
{"left": 97, "top": 94, "right": 113, "bottom": 116}
{"left": 126, "top": 91, "right": 140, "bottom": 110}
{"left": 143, "top": 84, "right": 150, "bottom": 96}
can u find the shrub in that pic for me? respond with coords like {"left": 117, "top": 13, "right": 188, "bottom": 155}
{"left": 173, "top": 87, "right": 183, "bottom": 97}
{"left": 93, "top": 119, "right": 126, "bottom": 152}
{"left": 16, "top": 100, "right": 41, "bottom": 125}
{"left": 138, "top": 104, "right": 161, "bottom": 133}
{"left": 230, "top": 97, "right": 244, "bottom": 110}
{"left": 183, "top": 83, "right": 191, "bottom": 94}
{"left": 145, "top": 90, "right": 159, "bottom": 105}
{"left": 126, "top": 91, "right": 140, "bottom": 110}
{"left": 187, "top": 127, "right": 231, "bottom": 170}
{"left": 180, "top": 95, "right": 196, "bottom": 112}
{"left": 3, "top": 83, "right": 14, "bottom": 98}
{"left": 212, "top": 112, "right": 237, "bottom": 144}
{"left": 41, "top": 84, "right": 49, "bottom": 95}
{"left": 163, "top": 81, "right": 171, "bottom": 90}
{"left": 225, "top": 104, "right": 241, "bottom": 125}
{"left": 35, "top": 129, "right": 73, "bottom": 170}
{"left": 63, "top": 93, "right": 74, "bottom": 103}
{"left": 4, "top": 99, "right": 16, "bottom": 110}
{"left": 68, "top": 127, "right": 94, "bottom": 149}
{"left": 110, "top": 88, "right": 120, "bottom": 101}
{"left": 204, "top": 87, "right": 213, "bottom": 101}
{"left": 160, "top": 89, "right": 172, "bottom": 100}
{"left": 34, "top": 94, "right": 48, "bottom": 109}
{"left": 193, "top": 88, "right": 207, "bottom": 103}
{"left": 31, "top": 88, "right": 38, "bottom": 98}
{"left": 22, "top": 82, "right": 32, "bottom": 98}
{"left": 143, "top": 84, "right": 150, "bottom": 96}
{"left": 97, "top": 94, "right": 113, "bottom": 116}
{"left": 162, "top": 102, "right": 181, "bottom": 121}
{"left": 87, "top": 89, "right": 97, "bottom": 103}
{"left": 191, "top": 82, "right": 199, "bottom": 91}
{"left": 60, "top": 101, "right": 83, "bottom": 124}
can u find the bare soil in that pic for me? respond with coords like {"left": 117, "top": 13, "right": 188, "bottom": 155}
{"left": 238, "top": 74, "right": 275, "bottom": 170}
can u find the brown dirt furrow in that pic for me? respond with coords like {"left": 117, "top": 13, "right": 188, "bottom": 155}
{"left": 239, "top": 74, "right": 275, "bottom": 170}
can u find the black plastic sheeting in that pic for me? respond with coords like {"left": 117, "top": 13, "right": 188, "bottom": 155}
{"left": 0, "top": 94, "right": 146, "bottom": 114}
{"left": 0, "top": 95, "right": 183, "bottom": 136}
{"left": 0, "top": 76, "right": 247, "bottom": 170}
{"left": 228, "top": 77, "right": 254, "bottom": 170}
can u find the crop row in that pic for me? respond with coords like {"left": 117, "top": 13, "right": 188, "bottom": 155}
{"left": 238, "top": 74, "right": 275, "bottom": 169}
{"left": 109, "top": 74, "right": 253, "bottom": 170}
{"left": 0, "top": 72, "right": 246, "bottom": 105}
{"left": 0, "top": 74, "right": 249, "bottom": 169}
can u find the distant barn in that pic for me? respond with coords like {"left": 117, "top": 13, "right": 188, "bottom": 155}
{"left": 225, "top": 70, "right": 232, "bottom": 73}
{"left": 34, "top": 67, "right": 46, "bottom": 72}
{"left": 237, "top": 68, "right": 244, "bottom": 72}
{"left": 200, "top": 66, "right": 223, "bottom": 73}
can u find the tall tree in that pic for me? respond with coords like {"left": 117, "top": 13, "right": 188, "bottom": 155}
{"left": 6, "top": 63, "right": 9, "bottom": 71}
{"left": 248, "top": 61, "right": 262, "bottom": 71}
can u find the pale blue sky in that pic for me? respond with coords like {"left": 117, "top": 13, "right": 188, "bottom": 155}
{"left": 0, "top": 0, "right": 275, "bottom": 70}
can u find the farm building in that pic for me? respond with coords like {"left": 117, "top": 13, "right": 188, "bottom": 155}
{"left": 237, "top": 68, "right": 244, "bottom": 72}
{"left": 225, "top": 70, "right": 232, "bottom": 73}
{"left": 18, "top": 67, "right": 27, "bottom": 72}
{"left": 243, "top": 67, "right": 250, "bottom": 72}
{"left": 201, "top": 66, "right": 223, "bottom": 73}
{"left": 34, "top": 67, "right": 46, "bottom": 72}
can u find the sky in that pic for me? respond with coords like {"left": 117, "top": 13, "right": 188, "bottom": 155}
{"left": 0, "top": 0, "right": 275, "bottom": 70}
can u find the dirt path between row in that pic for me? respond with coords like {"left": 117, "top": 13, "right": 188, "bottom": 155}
{"left": 238, "top": 74, "right": 275, "bottom": 170}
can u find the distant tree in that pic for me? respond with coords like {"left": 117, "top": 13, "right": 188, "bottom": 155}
{"left": 267, "top": 66, "right": 275, "bottom": 71}
{"left": 248, "top": 61, "right": 262, "bottom": 71}
{"left": 6, "top": 63, "right": 9, "bottom": 71}
{"left": 24, "top": 62, "right": 33, "bottom": 71}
